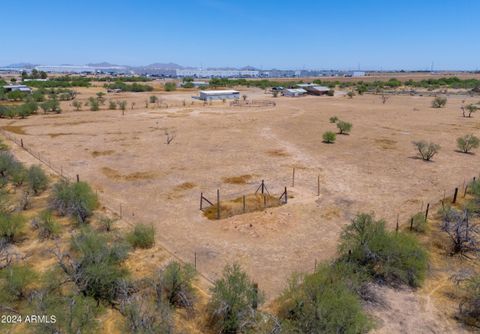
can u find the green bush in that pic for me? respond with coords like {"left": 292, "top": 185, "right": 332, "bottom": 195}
{"left": 11, "top": 165, "right": 27, "bottom": 186}
{"left": 337, "top": 120, "right": 352, "bottom": 134}
{"left": 410, "top": 212, "right": 427, "bottom": 233}
{"left": 122, "top": 295, "right": 173, "bottom": 334}
{"left": 0, "top": 212, "right": 26, "bottom": 243}
{"left": 457, "top": 134, "right": 480, "bottom": 154}
{"left": 412, "top": 140, "right": 440, "bottom": 161}
{"left": 329, "top": 116, "right": 338, "bottom": 123}
{"left": 158, "top": 261, "right": 195, "bottom": 308}
{"left": 339, "top": 213, "right": 427, "bottom": 287}
{"left": 49, "top": 180, "right": 98, "bottom": 224}
{"left": 0, "top": 151, "right": 18, "bottom": 178}
{"left": 27, "top": 165, "right": 49, "bottom": 195}
{"left": 149, "top": 95, "right": 159, "bottom": 103}
{"left": 207, "top": 263, "right": 262, "bottom": 334}
{"left": 278, "top": 263, "right": 372, "bottom": 334}
{"left": 431, "top": 96, "right": 447, "bottom": 108}
{"left": 108, "top": 100, "right": 117, "bottom": 110}
{"left": 35, "top": 210, "right": 61, "bottom": 239}
{"left": 32, "top": 290, "right": 102, "bottom": 334}
{"left": 459, "top": 275, "right": 480, "bottom": 326}
{"left": 70, "top": 227, "right": 130, "bottom": 302}
{"left": 0, "top": 265, "right": 37, "bottom": 302}
{"left": 164, "top": 82, "right": 176, "bottom": 92}
{"left": 323, "top": 131, "right": 336, "bottom": 143}
{"left": 127, "top": 223, "right": 155, "bottom": 249}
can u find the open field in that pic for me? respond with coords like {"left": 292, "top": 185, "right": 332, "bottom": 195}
{"left": 2, "top": 87, "right": 480, "bottom": 300}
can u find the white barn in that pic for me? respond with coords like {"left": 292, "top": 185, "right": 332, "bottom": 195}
{"left": 199, "top": 90, "right": 240, "bottom": 101}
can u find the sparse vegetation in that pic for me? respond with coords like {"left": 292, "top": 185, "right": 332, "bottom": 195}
{"left": 164, "top": 82, "right": 177, "bottom": 92}
{"left": 207, "top": 263, "right": 262, "bottom": 334}
{"left": 323, "top": 131, "right": 336, "bottom": 143}
{"left": 337, "top": 120, "right": 352, "bottom": 134}
{"left": 49, "top": 180, "right": 98, "bottom": 224}
{"left": 412, "top": 140, "right": 440, "bottom": 161}
{"left": 127, "top": 223, "right": 155, "bottom": 249}
{"left": 27, "top": 165, "right": 49, "bottom": 195}
{"left": 431, "top": 96, "right": 447, "bottom": 108}
{"left": 0, "top": 265, "right": 37, "bottom": 302}
{"left": 0, "top": 212, "right": 26, "bottom": 243}
{"left": 156, "top": 261, "right": 196, "bottom": 309}
{"left": 33, "top": 210, "right": 61, "bottom": 239}
{"left": 457, "top": 134, "right": 480, "bottom": 154}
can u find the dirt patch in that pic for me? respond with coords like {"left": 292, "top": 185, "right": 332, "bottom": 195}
{"left": 174, "top": 182, "right": 196, "bottom": 191}
{"left": 2, "top": 125, "right": 27, "bottom": 135}
{"left": 101, "top": 167, "right": 156, "bottom": 181}
{"left": 375, "top": 138, "right": 397, "bottom": 150}
{"left": 266, "top": 149, "right": 290, "bottom": 157}
{"left": 203, "top": 193, "right": 283, "bottom": 220}
{"left": 222, "top": 174, "right": 254, "bottom": 185}
{"left": 91, "top": 150, "right": 115, "bottom": 157}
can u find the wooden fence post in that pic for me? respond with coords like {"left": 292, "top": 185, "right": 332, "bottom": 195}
{"left": 217, "top": 189, "right": 220, "bottom": 220}
{"left": 425, "top": 203, "right": 430, "bottom": 222}
{"left": 194, "top": 252, "right": 197, "bottom": 270}
{"left": 243, "top": 195, "right": 246, "bottom": 213}
{"left": 252, "top": 283, "right": 258, "bottom": 310}
{"left": 396, "top": 214, "right": 399, "bottom": 232}
{"left": 292, "top": 168, "right": 295, "bottom": 187}
{"left": 76, "top": 174, "right": 80, "bottom": 183}
{"left": 317, "top": 175, "right": 320, "bottom": 196}
{"left": 285, "top": 187, "right": 288, "bottom": 204}
{"left": 20, "top": 139, "right": 23, "bottom": 148}
{"left": 410, "top": 217, "right": 414, "bottom": 231}
{"left": 261, "top": 180, "right": 265, "bottom": 195}
{"left": 452, "top": 187, "right": 458, "bottom": 204}
{"left": 200, "top": 192, "right": 203, "bottom": 210}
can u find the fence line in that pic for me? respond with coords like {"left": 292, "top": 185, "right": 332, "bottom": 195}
{"left": 0, "top": 129, "right": 215, "bottom": 286}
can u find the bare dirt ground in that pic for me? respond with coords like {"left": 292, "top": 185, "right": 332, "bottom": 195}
{"left": 2, "top": 87, "right": 480, "bottom": 309}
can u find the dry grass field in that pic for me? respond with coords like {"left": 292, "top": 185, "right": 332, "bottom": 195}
{"left": 2, "top": 85, "right": 480, "bottom": 305}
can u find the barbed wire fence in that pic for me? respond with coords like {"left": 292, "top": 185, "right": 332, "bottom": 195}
{"left": 0, "top": 128, "right": 217, "bottom": 286}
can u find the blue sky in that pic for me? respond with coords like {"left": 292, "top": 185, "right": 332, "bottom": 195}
{"left": 2, "top": 0, "right": 479, "bottom": 70}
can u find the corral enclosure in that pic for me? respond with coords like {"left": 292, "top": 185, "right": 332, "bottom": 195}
{"left": 2, "top": 86, "right": 480, "bottom": 298}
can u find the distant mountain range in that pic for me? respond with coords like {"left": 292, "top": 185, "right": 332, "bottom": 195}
{"left": 2, "top": 62, "right": 260, "bottom": 71}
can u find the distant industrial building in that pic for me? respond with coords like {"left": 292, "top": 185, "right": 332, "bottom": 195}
{"left": 352, "top": 71, "right": 366, "bottom": 77}
{"left": 3, "top": 84, "right": 32, "bottom": 93}
{"left": 198, "top": 90, "right": 240, "bottom": 100}
{"left": 283, "top": 88, "right": 307, "bottom": 97}
{"left": 191, "top": 81, "right": 208, "bottom": 87}
{"left": 176, "top": 69, "right": 259, "bottom": 78}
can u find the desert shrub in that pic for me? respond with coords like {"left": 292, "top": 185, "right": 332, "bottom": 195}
{"left": 347, "top": 91, "right": 355, "bottom": 98}
{"left": 323, "top": 131, "right": 336, "bottom": 143}
{"left": 117, "top": 100, "right": 127, "bottom": 111}
{"left": 457, "top": 134, "right": 480, "bottom": 154}
{"left": 0, "top": 151, "right": 17, "bottom": 178}
{"left": 0, "top": 212, "right": 26, "bottom": 243}
{"left": 108, "top": 100, "right": 117, "bottom": 110}
{"left": 329, "top": 116, "right": 338, "bottom": 123}
{"left": 27, "top": 165, "right": 49, "bottom": 195}
{"left": 34, "top": 210, "right": 61, "bottom": 239}
{"left": 410, "top": 212, "right": 427, "bottom": 233}
{"left": 0, "top": 265, "right": 37, "bottom": 302}
{"left": 440, "top": 208, "right": 479, "bottom": 256}
{"left": 432, "top": 96, "right": 447, "bottom": 108}
{"left": 149, "top": 95, "right": 158, "bottom": 103}
{"left": 121, "top": 295, "right": 173, "bottom": 334}
{"left": 339, "top": 213, "right": 427, "bottom": 287}
{"left": 127, "top": 223, "right": 155, "bottom": 249}
{"left": 207, "top": 263, "right": 262, "bottom": 334}
{"left": 337, "top": 120, "right": 352, "bottom": 134}
{"left": 278, "top": 263, "right": 372, "bottom": 334}
{"left": 72, "top": 100, "right": 82, "bottom": 111}
{"left": 11, "top": 165, "right": 27, "bottom": 186}
{"left": 49, "top": 180, "right": 98, "bottom": 224}
{"left": 464, "top": 104, "right": 478, "bottom": 118}
{"left": 70, "top": 227, "right": 130, "bottom": 303}
{"left": 99, "top": 215, "right": 116, "bottom": 232}
{"left": 88, "top": 97, "right": 100, "bottom": 111}
{"left": 459, "top": 274, "right": 480, "bottom": 327}
{"left": 412, "top": 140, "right": 440, "bottom": 161}
{"left": 157, "top": 261, "right": 195, "bottom": 309}
{"left": 32, "top": 292, "right": 101, "bottom": 334}
{"left": 164, "top": 82, "right": 176, "bottom": 92}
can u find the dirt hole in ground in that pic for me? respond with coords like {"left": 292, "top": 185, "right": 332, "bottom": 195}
{"left": 203, "top": 193, "right": 284, "bottom": 220}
